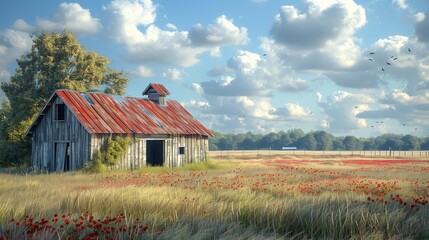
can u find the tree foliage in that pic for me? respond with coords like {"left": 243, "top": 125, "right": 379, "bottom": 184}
{"left": 82, "top": 150, "right": 107, "bottom": 174}
{"left": 209, "top": 129, "right": 429, "bottom": 151}
{"left": 298, "top": 133, "right": 317, "bottom": 150}
{"left": 82, "top": 136, "right": 131, "bottom": 173}
{"left": 343, "top": 136, "right": 363, "bottom": 150}
{"left": 103, "top": 136, "right": 131, "bottom": 166}
{"left": 0, "top": 31, "right": 129, "bottom": 167}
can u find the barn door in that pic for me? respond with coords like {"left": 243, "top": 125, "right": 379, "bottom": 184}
{"left": 42, "top": 142, "right": 48, "bottom": 170}
{"left": 146, "top": 140, "right": 164, "bottom": 166}
{"left": 55, "top": 143, "right": 69, "bottom": 172}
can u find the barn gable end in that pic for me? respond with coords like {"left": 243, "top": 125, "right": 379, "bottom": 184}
{"left": 28, "top": 93, "right": 91, "bottom": 171}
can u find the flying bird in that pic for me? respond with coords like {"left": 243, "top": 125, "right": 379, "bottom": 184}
{"left": 263, "top": 53, "right": 267, "bottom": 56}
{"left": 393, "top": 57, "right": 398, "bottom": 61}
{"left": 368, "top": 58, "right": 373, "bottom": 61}
{"left": 408, "top": 48, "right": 411, "bottom": 52}
{"left": 402, "top": 123, "right": 406, "bottom": 126}
{"left": 386, "top": 62, "right": 391, "bottom": 65}
{"left": 382, "top": 67, "right": 385, "bottom": 71}
{"left": 369, "top": 52, "right": 375, "bottom": 55}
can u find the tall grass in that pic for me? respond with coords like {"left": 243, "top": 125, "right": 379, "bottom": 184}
{"left": 1, "top": 159, "right": 428, "bottom": 239}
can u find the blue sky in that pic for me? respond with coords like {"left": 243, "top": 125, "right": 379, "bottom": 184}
{"left": 1, "top": 0, "right": 429, "bottom": 137}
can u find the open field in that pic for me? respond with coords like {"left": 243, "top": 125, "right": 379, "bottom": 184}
{"left": 209, "top": 150, "right": 429, "bottom": 160}
{"left": 1, "top": 154, "right": 429, "bottom": 239}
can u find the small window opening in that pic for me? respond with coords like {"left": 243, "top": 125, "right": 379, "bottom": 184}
{"left": 179, "top": 147, "right": 185, "bottom": 155}
{"left": 56, "top": 104, "right": 65, "bottom": 121}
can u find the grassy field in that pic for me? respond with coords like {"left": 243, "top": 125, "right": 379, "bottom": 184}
{"left": 1, "top": 156, "right": 429, "bottom": 239}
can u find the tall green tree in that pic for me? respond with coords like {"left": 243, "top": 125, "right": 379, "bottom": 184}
{"left": 0, "top": 31, "right": 129, "bottom": 167}
{"left": 287, "top": 128, "right": 304, "bottom": 143}
{"left": 343, "top": 136, "right": 363, "bottom": 150}
{"left": 278, "top": 131, "right": 292, "bottom": 147}
{"left": 297, "top": 133, "right": 317, "bottom": 150}
{"left": 261, "top": 132, "right": 280, "bottom": 149}
{"left": 332, "top": 138, "right": 344, "bottom": 150}
{"left": 312, "top": 130, "right": 333, "bottom": 150}
{"left": 420, "top": 137, "right": 429, "bottom": 150}
{"left": 401, "top": 134, "right": 420, "bottom": 150}
{"left": 363, "top": 138, "right": 376, "bottom": 150}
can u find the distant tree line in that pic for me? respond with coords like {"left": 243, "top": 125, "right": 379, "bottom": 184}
{"left": 209, "top": 129, "right": 429, "bottom": 151}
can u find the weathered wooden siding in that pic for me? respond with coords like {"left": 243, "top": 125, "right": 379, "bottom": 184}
{"left": 90, "top": 133, "right": 148, "bottom": 170}
{"left": 90, "top": 133, "right": 209, "bottom": 169}
{"left": 164, "top": 134, "right": 209, "bottom": 168}
{"left": 31, "top": 97, "right": 91, "bottom": 171}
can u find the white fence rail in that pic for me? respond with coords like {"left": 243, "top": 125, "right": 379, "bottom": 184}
{"left": 209, "top": 150, "right": 429, "bottom": 160}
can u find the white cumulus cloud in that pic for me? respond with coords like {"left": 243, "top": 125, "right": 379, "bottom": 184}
{"left": 129, "top": 65, "right": 153, "bottom": 78}
{"left": 415, "top": 11, "right": 429, "bottom": 43}
{"left": 358, "top": 89, "right": 429, "bottom": 127}
{"left": 104, "top": 0, "right": 248, "bottom": 67}
{"left": 192, "top": 83, "right": 204, "bottom": 95}
{"left": 392, "top": 0, "right": 409, "bottom": 10}
{"left": 12, "top": 19, "right": 35, "bottom": 32}
{"left": 270, "top": 0, "right": 366, "bottom": 50}
{"left": 181, "top": 100, "right": 210, "bottom": 110}
{"left": 37, "top": 3, "right": 101, "bottom": 35}
{"left": 200, "top": 50, "right": 308, "bottom": 97}
{"left": 0, "top": 29, "right": 33, "bottom": 84}
{"left": 317, "top": 91, "right": 374, "bottom": 133}
{"left": 271, "top": 103, "right": 313, "bottom": 121}
{"left": 162, "top": 68, "right": 183, "bottom": 81}
{"left": 260, "top": 0, "right": 375, "bottom": 90}
{"left": 188, "top": 15, "right": 248, "bottom": 46}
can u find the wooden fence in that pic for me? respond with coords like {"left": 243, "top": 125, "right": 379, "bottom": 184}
{"left": 209, "top": 150, "right": 429, "bottom": 160}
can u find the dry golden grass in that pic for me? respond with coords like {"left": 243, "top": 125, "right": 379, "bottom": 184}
{"left": 1, "top": 157, "right": 428, "bottom": 239}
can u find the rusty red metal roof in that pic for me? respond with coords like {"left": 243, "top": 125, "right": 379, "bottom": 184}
{"left": 142, "top": 83, "right": 170, "bottom": 96}
{"left": 27, "top": 89, "right": 213, "bottom": 137}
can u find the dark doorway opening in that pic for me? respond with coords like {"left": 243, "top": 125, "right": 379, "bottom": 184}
{"left": 146, "top": 140, "right": 164, "bottom": 166}
{"left": 54, "top": 142, "right": 70, "bottom": 172}
{"left": 64, "top": 143, "right": 70, "bottom": 171}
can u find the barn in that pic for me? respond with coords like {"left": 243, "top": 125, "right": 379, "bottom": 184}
{"left": 26, "top": 83, "right": 213, "bottom": 172}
